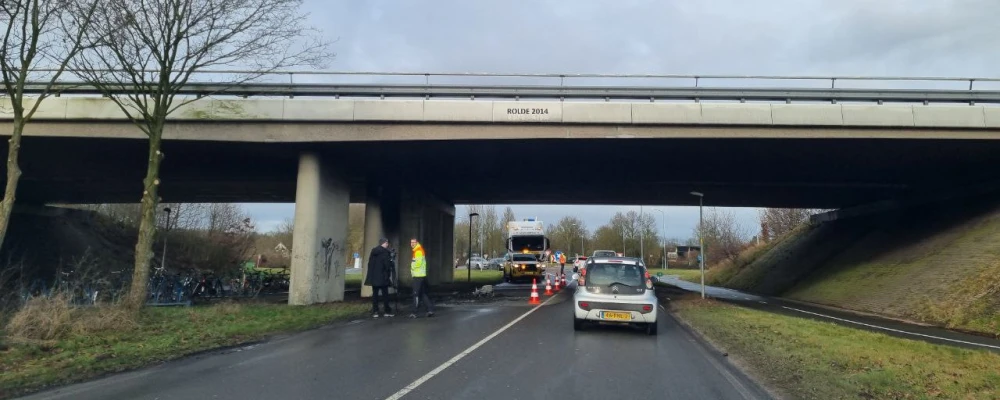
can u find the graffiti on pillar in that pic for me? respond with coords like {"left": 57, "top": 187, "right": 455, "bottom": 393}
{"left": 320, "top": 238, "right": 335, "bottom": 278}
{"left": 319, "top": 238, "right": 345, "bottom": 279}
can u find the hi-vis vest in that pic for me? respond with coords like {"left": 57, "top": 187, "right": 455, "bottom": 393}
{"left": 411, "top": 244, "right": 427, "bottom": 278}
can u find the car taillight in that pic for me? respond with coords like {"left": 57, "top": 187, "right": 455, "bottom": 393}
{"left": 578, "top": 301, "right": 590, "bottom": 310}
{"left": 642, "top": 305, "right": 653, "bottom": 312}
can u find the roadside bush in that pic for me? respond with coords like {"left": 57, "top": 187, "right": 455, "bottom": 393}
{"left": 4, "top": 293, "right": 136, "bottom": 345}
{"left": 5, "top": 293, "right": 74, "bottom": 344}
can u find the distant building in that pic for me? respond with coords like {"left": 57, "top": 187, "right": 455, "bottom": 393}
{"left": 670, "top": 245, "right": 701, "bottom": 259}
{"left": 275, "top": 242, "right": 290, "bottom": 258}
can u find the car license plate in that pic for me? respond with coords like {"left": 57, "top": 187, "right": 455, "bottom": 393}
{"left": 601, "top": 311, "right": 632, "bottom": 321}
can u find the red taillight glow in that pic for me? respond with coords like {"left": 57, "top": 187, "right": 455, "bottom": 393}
{"left": 642, "top": 305, "right": 653, "bottom": 312}
{"left": 579, "top": 301, "right": 590, "bottom": 309}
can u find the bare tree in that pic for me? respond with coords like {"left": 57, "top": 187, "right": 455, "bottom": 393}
{"left": 548, "top": 216, "right": 587, "bottom": 255}
{"left": 692, "top": 208, "right": 751, "bottom": 263}
{"left": 68, "top": 0, "right": 331, "bottom": 311}
{"left": 759, "top": 208, "right": 820, "bottom": 239}
{"left": 0, "top": 0, "right": 98, "bottom": 251}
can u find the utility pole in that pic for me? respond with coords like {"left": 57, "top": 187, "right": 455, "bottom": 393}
{"left": 161, "top": 207, "right": 172, "bottom": 270}
{"left": 639, "top": 205, "right": 644, "bottom": 264}
{"left": 656, "top": 209, "right": 666, "bottom": 269}
{"left": 690, "top": 192, "right": 705, "bottom": 299}
{"left": 468, "top": 212, "right": 479, "bottom": 282}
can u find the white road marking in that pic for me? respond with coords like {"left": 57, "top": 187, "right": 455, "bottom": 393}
{"left": 780, "top": 306, "right": 1000, "bottom": 350}
{"left": 384, "top": 291, "right": 563, "bottom": 400}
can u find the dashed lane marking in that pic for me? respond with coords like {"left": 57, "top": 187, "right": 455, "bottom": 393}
{"left": 384, "top": 289, "right": 563, "bottom": 400}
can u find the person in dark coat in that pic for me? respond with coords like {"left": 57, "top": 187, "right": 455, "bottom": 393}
{"left": 365, "top": 238, "right": 395, "bottom": 318}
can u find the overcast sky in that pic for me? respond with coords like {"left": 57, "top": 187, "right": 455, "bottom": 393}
{"left": 244, "top": 0, "right": 998, "bottom": 237}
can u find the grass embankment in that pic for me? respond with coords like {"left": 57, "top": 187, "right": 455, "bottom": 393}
{"left": 705, "top": 200, "right": 1000, "bottom": 337}
{"left": 648, "top": 268, "right": 703, "bottom": 283}
{"left": 671, "top": 293, "right": 1000, "bottom": 399}
{"left": 0, "top": 299, "right": 368, "bottom": 399}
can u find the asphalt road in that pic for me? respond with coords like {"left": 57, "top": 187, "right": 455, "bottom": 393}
{"left": 20, "top": 287, "right": 771, "bottom": 400}
{"left": 661, "top": 276, "right": 1000, "bottom": 353}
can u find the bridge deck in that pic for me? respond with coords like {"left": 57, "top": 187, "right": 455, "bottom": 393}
{"left": 3, "top": 97, "right": 1000, "bottom": 131}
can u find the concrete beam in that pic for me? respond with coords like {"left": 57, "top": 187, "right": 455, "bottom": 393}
{"left": 841, "top": 105, "right": 914, "bottom": 127}
{"left": 912, "top": 105, "right": 985, "bottom": 128}
{"left": 288, "top": 153, "right": 350, "bottom": 305}
{"left": 6, "top": 96, "right": 998, "bottom": 131}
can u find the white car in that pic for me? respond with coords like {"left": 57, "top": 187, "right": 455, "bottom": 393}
{"left": 572, "top": 257, "right": 658, "bottom": 335}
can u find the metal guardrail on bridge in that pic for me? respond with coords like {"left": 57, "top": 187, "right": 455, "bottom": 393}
{"left": 19, "top": 70, "right": 1000, "bottom": 104}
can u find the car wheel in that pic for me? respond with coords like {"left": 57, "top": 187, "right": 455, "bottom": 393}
{"left": 646, "top": 321, "right": 658, "bottom": 336}
{"left": 574, "top": 318, "right": 585, "bottom": 331}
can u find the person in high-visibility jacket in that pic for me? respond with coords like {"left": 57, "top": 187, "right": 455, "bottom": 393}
{"left": 408, "top": 238, "right": 435, "bottom": 318}
{"left": 559, "top": 252, "right": 567, "bottom": 276}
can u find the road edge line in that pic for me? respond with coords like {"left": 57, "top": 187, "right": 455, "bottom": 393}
{"left": 780, "top": 306, "right": 1000, "bottom": 350}
{"left": 384, "top": 289, "right": 565, "bottom": 400}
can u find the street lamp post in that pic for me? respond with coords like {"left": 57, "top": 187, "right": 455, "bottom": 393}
{"left": 621, "top": 229, "right": 626, "bottom": 257}
{"left": 569, "top": 222, "right": 580, "bottom": 256}
{"left": 161, "top": 207, "right": 172, "bottom": 271}
{"left": 468, "top": 212, "right": 479, "bottom": 283}
{"left": 655, "top": 209, "right": 666, "bottom": 270}
{"left": 639, "top": 205, "right": 644, "bottom": 264}
{"left": 690, "top": 192, "right": 705, "bottom": 299}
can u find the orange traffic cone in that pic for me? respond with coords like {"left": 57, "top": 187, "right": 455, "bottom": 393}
{"left": 529, "top": 278, "right": 541, "bottom": 304}
{"left": 554, "top": 275, "right": 561, "bottom": 291}
{"left": 562, "top": 273, "right": 568, "bottom": 288}
{"left": 544, "top": 277, "right": 553, "bottom": 295}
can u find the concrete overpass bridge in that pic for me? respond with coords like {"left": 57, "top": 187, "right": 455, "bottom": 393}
{"left": 3, "top": 72, "right": 1000, "bottom": 304}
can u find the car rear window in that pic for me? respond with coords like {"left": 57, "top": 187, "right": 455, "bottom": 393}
{"left": 584, "top": 263, "right": 645, "bottom": 287}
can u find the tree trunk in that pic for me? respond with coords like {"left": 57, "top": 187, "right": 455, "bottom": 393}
{"left": 124, "top": 126, "right": 164, "bottom": 312}
{"left": 0, "top": 122, "right": 25, "bottom": 251}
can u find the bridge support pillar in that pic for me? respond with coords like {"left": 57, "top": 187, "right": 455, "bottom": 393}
{"left": 361, "top": 186, "right": 401, "bottom": 298}
{"left": 395, "top": 189, "right": 455, "bottom": 288}
{"left": 441, "top": 207, "right": 455, "bottom": 283}
{"left": 289, "top": 153, "right": 350, "bottom": 305}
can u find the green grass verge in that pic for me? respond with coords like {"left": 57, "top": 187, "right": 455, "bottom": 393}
{"left": 672, "top": 296, "right": 1000, "bottom": 399}
{"left": 346, "top": 273, "right": 362, "bottom": 287}
{"left": 0, "top": 301, "right": 368, "bottom": 398}
{"left": 452, "top": 269, "right": 502, "bottom": 285}
{"left": 649, "top": 268, "right": 703, "bottom": 283}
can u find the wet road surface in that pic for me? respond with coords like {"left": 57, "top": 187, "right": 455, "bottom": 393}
{"left": 20, "top": 285, "right": 771, "bottom": 400}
